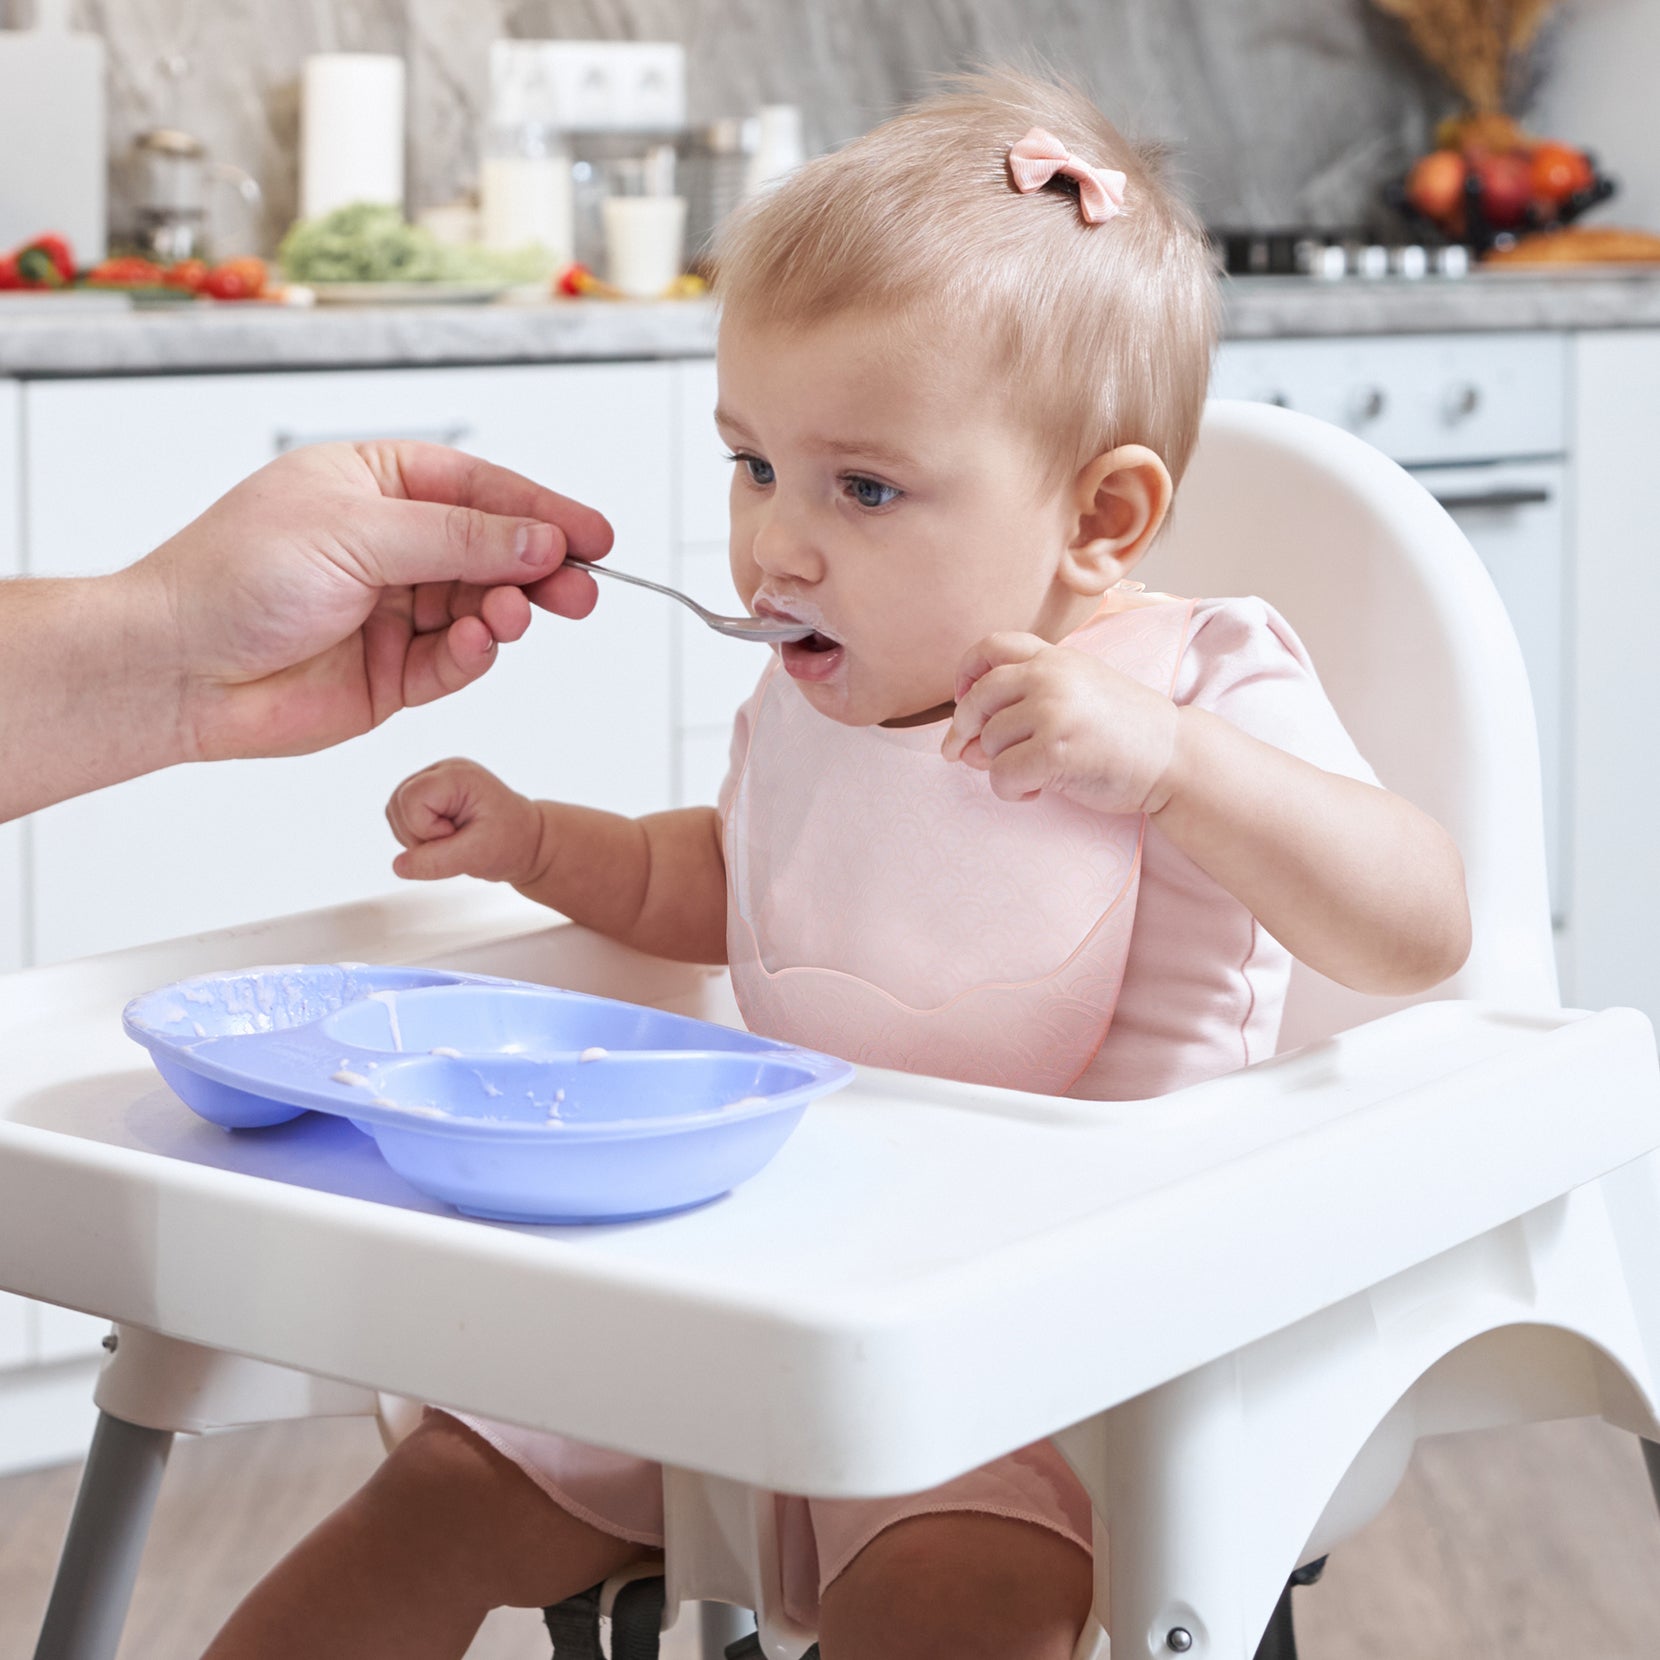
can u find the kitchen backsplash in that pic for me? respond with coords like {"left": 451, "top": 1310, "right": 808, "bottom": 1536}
{"left": 47, "top": 0, "right": 1445, "bottom": 251}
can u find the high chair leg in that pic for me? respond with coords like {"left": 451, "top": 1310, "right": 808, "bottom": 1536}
{"left": 31, "top": 1409, "right": 174, "bottom": 1660}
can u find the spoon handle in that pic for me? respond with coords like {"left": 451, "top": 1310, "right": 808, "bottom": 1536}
{"left": 564, "top": 557, "right": 693, "bottom": 612}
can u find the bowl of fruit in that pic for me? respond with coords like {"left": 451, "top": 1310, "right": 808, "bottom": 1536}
{"left": 1389, "top": 112, "right": 1614, "bottom": 256}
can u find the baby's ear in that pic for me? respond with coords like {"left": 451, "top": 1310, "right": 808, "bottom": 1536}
{"left": 1059, "top": 445, "right": 1174, "bottom": 596}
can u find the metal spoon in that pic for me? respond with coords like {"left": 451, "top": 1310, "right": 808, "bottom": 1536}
{"left": 564, "top": 558, "right": 816, "bottom": 643}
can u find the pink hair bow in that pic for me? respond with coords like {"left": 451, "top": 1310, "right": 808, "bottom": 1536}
{"left": 1008, "top": 126, "right": 1127, "bottom": 224}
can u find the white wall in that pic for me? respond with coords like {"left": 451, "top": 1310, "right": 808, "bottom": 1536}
{"left": 1535, "top": 0, "right": 1660, "bottom": 233}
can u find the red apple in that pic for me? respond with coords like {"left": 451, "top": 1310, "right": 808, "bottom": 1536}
{"left": 1406, "top": 149, "right": 1467, "bottom": 224}
{"left": 1471, "top": 150, "right": 1534, "bottom": 228}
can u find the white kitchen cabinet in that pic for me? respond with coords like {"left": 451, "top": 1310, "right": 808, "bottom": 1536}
{"left": 671, "top": 360, "right": 762, "bottom": 805}
{"left": 22, "top": 364, "right": 677, "bottom": 964}
{"left": 676, "top": 548, "right": 770, "bottom": 727}
{"left": 677, "top": 357, "right": 727, "bottom": 545}
{"left": 0, "top": 380, "right": 22, "bottom": 976}
{"left": 1567, "top": 331, "right": 1660, "bottom": 1027}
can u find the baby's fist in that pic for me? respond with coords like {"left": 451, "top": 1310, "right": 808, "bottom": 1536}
{"left": 942, "top": 632, "right": 1180, "bottom": 815}
{"left": 385, "top": 758, "right": 544, "bottom": 884}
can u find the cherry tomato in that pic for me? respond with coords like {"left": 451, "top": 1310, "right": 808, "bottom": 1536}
{"left": 203, "top": 265, "right": 256, "bottom": 300}
{"left": 0, "top": 255, "right": 21, "bottom": 291}
{"left": 557, "top": 262, "right": 599, "bottom": 297}
{"left": 162, "top": 259, "right": 209, "bottom": 292}
{"left": 1530, "top": 142, "right": 1594, "bottom": 207}
{"left": 203, "top": 259, "right": 268, "bottom": 301}
{"left": 224, "top": 260, "right": 268, "bottom": 297}
{"left": 86, "top": 256, "right": 166, "bottom": 288}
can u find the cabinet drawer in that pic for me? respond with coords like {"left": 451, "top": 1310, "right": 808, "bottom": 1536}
{"left": 23, "top": 364, "right": 677, "bottom": 964}
{"left": 1212, "top": 332, "right": 1567, "bottom": 464}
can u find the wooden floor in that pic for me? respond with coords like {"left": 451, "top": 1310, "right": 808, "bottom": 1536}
{"left": 2, "top": 1413, "right": 1659, "bottom": 1658}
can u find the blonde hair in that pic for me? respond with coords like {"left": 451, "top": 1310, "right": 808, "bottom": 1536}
{"left": 714, "top": 68, "right": 1219, "bottom": 486}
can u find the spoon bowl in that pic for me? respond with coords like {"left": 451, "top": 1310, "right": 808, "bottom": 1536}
{"left": 565, "top": 558, "right": 817, "bottom": 643}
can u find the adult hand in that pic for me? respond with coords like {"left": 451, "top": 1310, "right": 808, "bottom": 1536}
{"left": 1, "top": 440, "right": 612, "bottom": 822}
{"left": 140, "top": 440, "right": 612, "bottom": 762}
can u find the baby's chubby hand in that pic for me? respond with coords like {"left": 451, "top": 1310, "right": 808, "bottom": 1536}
{"left": 942, "top": 632, "right": 1182, "bottom": 815}
{"left": 385, "top": 757, "right": 546, "bottom": 884}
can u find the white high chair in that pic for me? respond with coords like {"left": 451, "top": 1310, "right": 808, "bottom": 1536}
{"left": 5, "top": 401, "right": 1659, "bottom": 1660}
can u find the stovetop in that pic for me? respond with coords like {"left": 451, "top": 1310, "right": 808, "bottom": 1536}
{"left": 1212, "top": 227, "right": 1471, "bottom": 281}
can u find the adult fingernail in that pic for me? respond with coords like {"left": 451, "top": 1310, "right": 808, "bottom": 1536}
{"left": 516, "top": 522, "right": 558, "bottom": 564}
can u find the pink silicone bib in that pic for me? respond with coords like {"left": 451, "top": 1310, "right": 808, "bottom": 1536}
{"left": 725, "top": 593, "right": 1196, "bottom": 1093}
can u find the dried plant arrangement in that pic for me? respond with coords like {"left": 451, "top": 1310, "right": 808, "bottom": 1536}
{"left": 1368, "top": 0, "right": 1560, "bottom": 113}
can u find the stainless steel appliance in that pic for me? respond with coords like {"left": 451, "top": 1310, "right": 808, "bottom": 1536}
{"left": 128, "top": 129, "right": 261, "bottom": 263}
{"left": 1212, "top": 227, "right": 1471, "bottom": 280}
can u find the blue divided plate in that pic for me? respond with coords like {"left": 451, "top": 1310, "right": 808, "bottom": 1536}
{"left": 124, "top": 964, "right": 853, "bottom": 1224}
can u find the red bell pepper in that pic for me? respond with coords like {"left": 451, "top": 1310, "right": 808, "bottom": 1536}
{"left": 13, "top": 233, "right": 75, "bottom": 288}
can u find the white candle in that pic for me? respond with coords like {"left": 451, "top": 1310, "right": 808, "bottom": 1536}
{"left": 300, "top": 54, "right": 406, "bottom": 221}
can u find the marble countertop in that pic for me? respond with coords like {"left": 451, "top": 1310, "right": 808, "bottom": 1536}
{"left": 1, "top": 271, "right": 1658, "bottom": 378}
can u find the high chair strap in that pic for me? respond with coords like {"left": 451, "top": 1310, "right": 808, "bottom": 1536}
{"left": 543, "top": 1584, "right": 601, "bottom": 1659}
{"left": 545, "top": 1575, "right": 671, "bottom": 1660}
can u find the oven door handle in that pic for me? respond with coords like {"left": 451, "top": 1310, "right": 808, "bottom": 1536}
{"left": 1431, "top": 486, "right": 1553, "bottom": 512}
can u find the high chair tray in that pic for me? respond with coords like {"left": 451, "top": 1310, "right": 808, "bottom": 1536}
{"left": 0, "top": 886, "right": 1656, "bottom": 1498}
{"left": 123, "top": 964, "right": 852, "bottom": 1224}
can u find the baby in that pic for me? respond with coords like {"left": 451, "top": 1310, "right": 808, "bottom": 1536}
{"left": 206, "top": 69, "right": 1469, "bottom": 1660}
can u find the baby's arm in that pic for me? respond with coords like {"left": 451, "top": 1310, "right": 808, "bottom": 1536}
{"left": 1149, "top": 708, "right": 1469, "bottom": 994}
{"left": 945, "top": 633, "right": 1470, "bottom": 996}
{"left": 386, "top": 758, "right": 728, "bottom": 964}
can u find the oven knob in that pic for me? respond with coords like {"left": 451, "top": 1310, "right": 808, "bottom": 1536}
{"left": 1348, "top": 386, "right": 1387, "bottom": 424}
{"left": 1442, "top": 382, "right": 1482, "bottom": 422}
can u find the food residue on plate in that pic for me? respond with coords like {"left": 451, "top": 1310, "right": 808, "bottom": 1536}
{"left": 430, "top": 1046, "right": 462, "bottom": 1058}
{"left": 579, "top": 1047, "right": 608, "bottom": 1063}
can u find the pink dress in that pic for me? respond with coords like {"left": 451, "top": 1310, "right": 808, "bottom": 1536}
{"left": 455, "top": 595, "right": 1378, "bottom": 1623}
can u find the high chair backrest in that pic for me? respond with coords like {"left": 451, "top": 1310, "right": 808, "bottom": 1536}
{"left": 1153, "top": 400, "right": 1558, "bottom": 1049}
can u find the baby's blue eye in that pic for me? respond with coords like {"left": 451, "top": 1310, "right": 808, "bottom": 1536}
{"left": 846, "top": 475, "right": 901, "bottom": 509}
{"left": 729, "top": 453, "right": 774, "bottom": 487}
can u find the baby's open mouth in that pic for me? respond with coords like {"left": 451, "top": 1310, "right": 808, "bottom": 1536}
{"left": 777, "top": 624, "right": 846, "bottom": 683}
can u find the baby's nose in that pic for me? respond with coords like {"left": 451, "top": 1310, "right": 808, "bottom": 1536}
{"left": 750, "top": 513, "right": 824, "bottom": 583}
